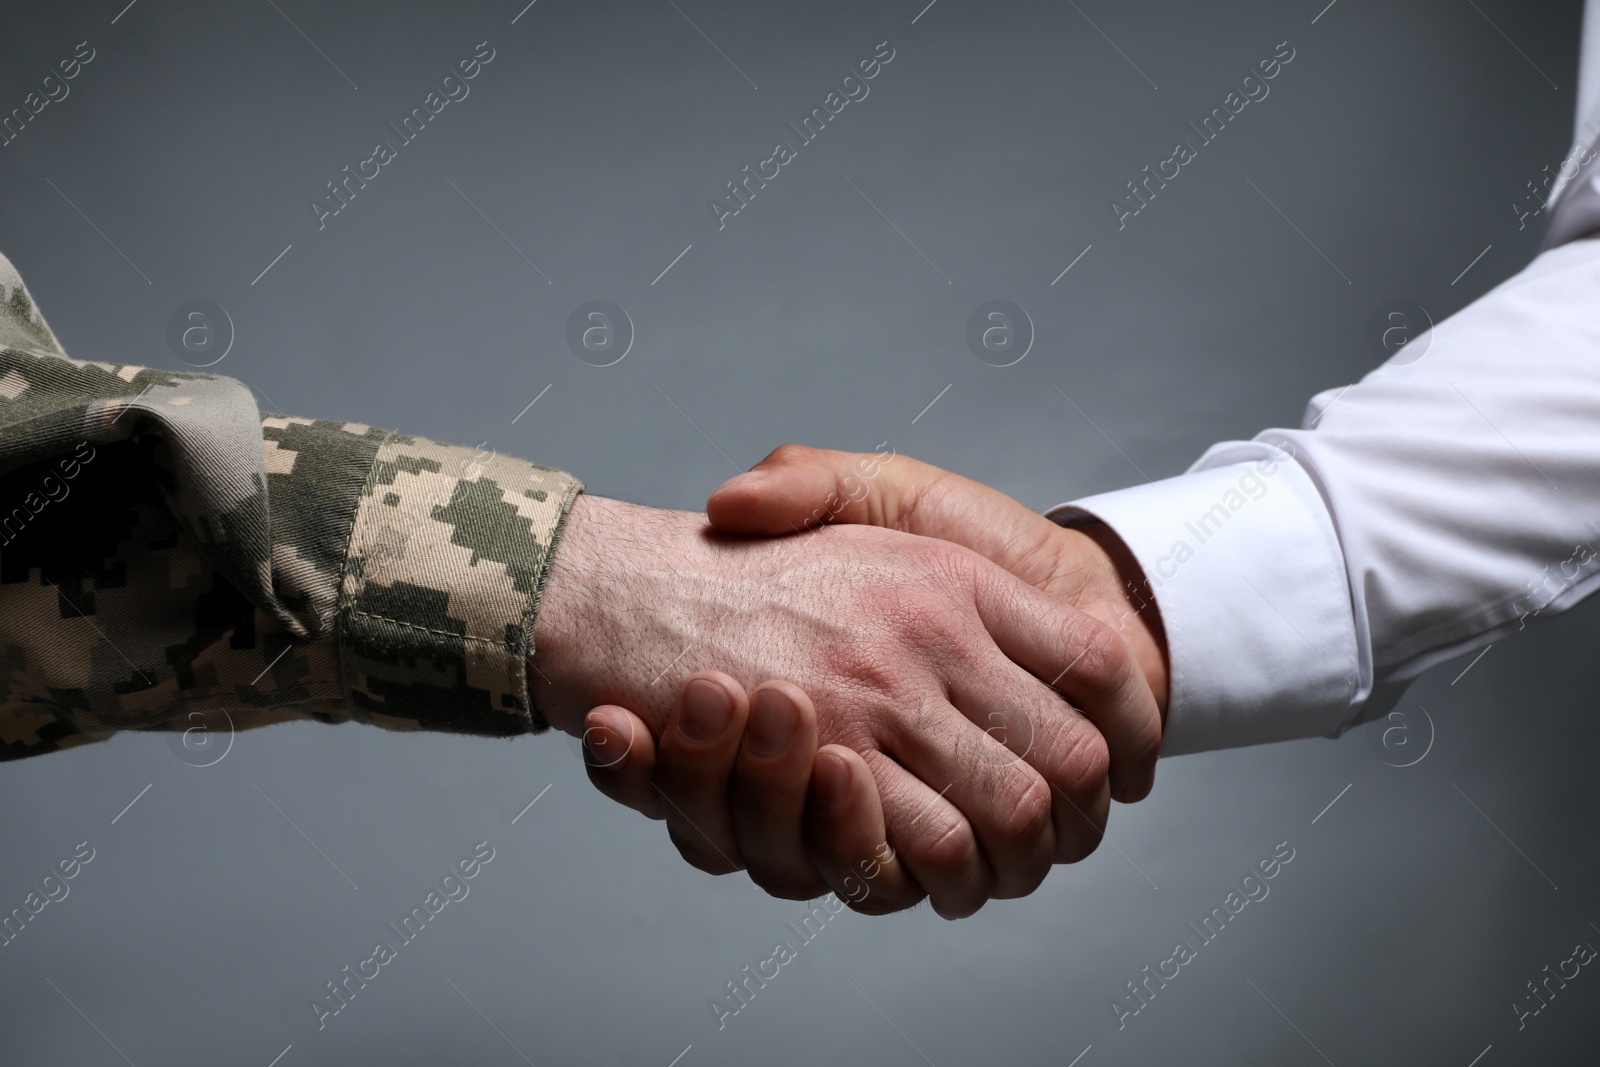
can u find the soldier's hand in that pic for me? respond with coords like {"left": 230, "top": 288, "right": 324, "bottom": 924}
{"left": 584, "top": 671, "right": 925, "bottom": 914}
{"left": 533, "top": 494, "right": 1159, "bottom": 916}
{"left": 708, "top": 444, "right": 1169, "bottom": 803}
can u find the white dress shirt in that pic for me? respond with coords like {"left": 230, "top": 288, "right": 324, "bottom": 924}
{"left": 1052, "top": 0, "right": 1600, "bottom": 755}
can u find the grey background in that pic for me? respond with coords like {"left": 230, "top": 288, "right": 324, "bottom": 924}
{"left": 0, "top": 0, "right": 1596, "bottom": 1063}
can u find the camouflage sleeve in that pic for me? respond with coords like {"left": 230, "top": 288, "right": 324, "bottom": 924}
{"left": 0, "top": 252, "right": 580, "bottom": 761}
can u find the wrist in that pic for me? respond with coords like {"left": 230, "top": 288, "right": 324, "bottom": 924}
{"left": 528, "top": 494, "right": 712, "bottom": 738}
{"left": 1056, "top": 522, "right": 1170, "bottom": 719}
{"left": 529, "top": 492, "right": 611, "bottom": 736}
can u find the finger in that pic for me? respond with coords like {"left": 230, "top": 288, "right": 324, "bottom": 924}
{"left": 710, "top": 446, "right": 1161, "bottom": 802}
{"left": 706, "top": 445, "right": 921, "bottom": 535}
{"left": 729, "top": 682, "right": 829, "bottom": 901}
{"left": 971, "top": 565, "right": 1161, "bottom": 804}
{"left": 656, "top": 671, "right": 751, "bottom": 876}
{"left": 707, "top": 446, "right": 1070, "bottom": 586}
{"left": 858, "top": 746, "right": 998, "bottom": 918}
{"left": 946, "top": 666, "right": 1111, "bottom": 865}
{"left": 872, "top": 696, "right": 1055, "bottom": 901}
{"left": 804, "top": 745, "right": 926, "bottom": 915}
{"left": 583, "top": 706, "right": 664, "bottom": 820}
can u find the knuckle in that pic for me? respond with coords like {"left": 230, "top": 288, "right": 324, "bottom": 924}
{"left": 1029, "top": 714, "right": 1110, "bottom": 810}
{"left": 876, "top": 590, "right": 969, "bottom": 667}
{"left": 829, "top": 635, "right": 899, "bottom": 693}
{"left": 907, "top": 814, "right": 980, "bottom": 879}
{"left": 766, "top": 442, "right": 815, "bottom": 468}
{"left": 916, "top": 598, "right": 971, "bottom": 650}
{"left": 918, "top": 540, "right": 978, "bottom": 590}
{"left": 1048, "top": 731, "right": 1110, "bottom": 865}
{"left": 995, "top": 772, "right": 1054, "bottom": 847}
{"left": 871, "top": 692, "right": 946, "bottom": 758}
{"left": 986, "top": 773, "right": 1054, "bottom": 899}
{"left": 1059, "top": 720, "right": 1111, "bottom": 795}
{"left": 1060, "top": 614, "right": 1129, "bottom": 694}
{"left": 822, "top": 653, "right": 927, "bottom": 747}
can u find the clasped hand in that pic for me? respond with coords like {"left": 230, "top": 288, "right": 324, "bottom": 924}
{"left": 529, "top": 446, "right": 1168, "bottom": 918}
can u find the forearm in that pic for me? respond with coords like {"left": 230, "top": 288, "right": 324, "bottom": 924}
{"left": 1, "top": 413, "right": 582, "bottom": 758}
{"left": 0, "top": 248, "right": 582, "bottom": 757}
{"left": 1058, "top": 235, "right": 1600, "bottom": 754}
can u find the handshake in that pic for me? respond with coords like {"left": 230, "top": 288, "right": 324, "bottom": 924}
{"left": 528, "top": 445, "right": 1169, "bottom": 919}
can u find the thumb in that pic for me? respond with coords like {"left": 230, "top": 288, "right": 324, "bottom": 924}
{"left": 707, "top": 444, "right": 912, "bottom": 535}
{"left": 708, "top": 444, "right": 1069, "bottom": 590}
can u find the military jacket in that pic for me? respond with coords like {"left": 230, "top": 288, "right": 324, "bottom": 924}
{"left": 0, "top": 252, "right": 581, "bottom": 760}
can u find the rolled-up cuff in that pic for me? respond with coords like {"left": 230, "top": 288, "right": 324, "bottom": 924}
{"left": 1048, "top": 449, "right": 1363, "bottom": 755}
{"left": 337, "top": 434, "right": 581, "bottom": 735}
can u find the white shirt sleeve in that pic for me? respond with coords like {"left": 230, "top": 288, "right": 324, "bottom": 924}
{"left": 1050, "top": 1, "right": 1600, "bottom": 756}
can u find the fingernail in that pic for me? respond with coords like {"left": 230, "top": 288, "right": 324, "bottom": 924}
{"left": 582, "top": 724, "right": 610, "bottom": 762}
{"left": 813, "top": 752, "right": 850, "bottom": 812}
{"left": 582, "top": 712, "right": 625, "bottom": 769}
{"left": 746, "top": 688, "right": 798, "bottom": 758}
{"left": 733, "top": 468, "right": 770, "bottom": 487}
{"left": 679, "top": 679, "right": 733, "bottom": 742}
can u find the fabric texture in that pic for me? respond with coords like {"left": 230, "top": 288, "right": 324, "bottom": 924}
{"left": 1051, "top": 13, "right": 1600, "bottom": 755}
{"left": 1054, "top": 451, "right": 1363, "bottom": 755}
{"left": 0, "top": 252, "right": 580, "bottom": 760}
{"left": 1052, "top": 140, "right": 1600, "bottom": 755}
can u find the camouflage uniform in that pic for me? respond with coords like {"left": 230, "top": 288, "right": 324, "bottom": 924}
{"left": 0, "top": 252, "right": 581, "bottom": 760}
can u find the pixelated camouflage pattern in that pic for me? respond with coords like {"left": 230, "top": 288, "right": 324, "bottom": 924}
{"left": 0, "top": 252, "right": 580, "bottom": 760}
{"left": 340, "top": 436, "right": 579, "bottom": 733}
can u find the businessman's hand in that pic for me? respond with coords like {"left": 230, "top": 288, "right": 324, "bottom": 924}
{"left": 578, "top": 451, "right": 1167, "bottom": 914}
{"left": 709, "top": 445, "right": 1170, "bottom": 746}
{"left": 533, "top": 494, "right": 1159, "bottom": 916}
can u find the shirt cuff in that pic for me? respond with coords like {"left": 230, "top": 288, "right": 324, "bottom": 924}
{"left": 337, "top": 434, "right": 581, "bottom": 735}
{"left": 1047, "top": 447, "right": 1364, "bottom": 755}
